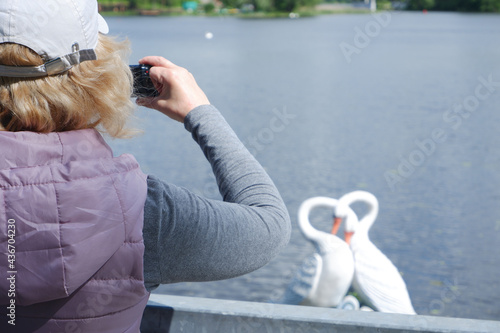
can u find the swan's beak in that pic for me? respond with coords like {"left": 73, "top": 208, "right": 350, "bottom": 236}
{"left": 331, "top": 217, "right": 343, "bottom": 235}
{"left": 344, "top": 231, "right": 354, "bottom": 245}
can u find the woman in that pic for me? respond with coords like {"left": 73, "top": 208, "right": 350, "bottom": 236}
{"left": 0, "top": 1, "right": 291, "bottom": 332}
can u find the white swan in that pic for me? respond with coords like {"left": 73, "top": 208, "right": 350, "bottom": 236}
{"left": 334, "top": 190, "right": 416, "bottom": 314}
{"left": 277, "top": 197, "right": 355, "bottom": 307}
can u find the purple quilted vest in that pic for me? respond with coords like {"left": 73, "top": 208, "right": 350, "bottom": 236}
{"left": 0, "top": 129, "right": 149, "bottom": 332}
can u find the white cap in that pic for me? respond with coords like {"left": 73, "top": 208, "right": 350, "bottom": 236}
{"left": 0, "top": 0, "right": 109, "bottom": 77}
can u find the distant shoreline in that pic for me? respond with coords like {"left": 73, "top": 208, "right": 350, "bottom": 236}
{"left": 99, "top": 8, "right": 372, "bottom": 18}
{"left": 99, "top": 4, "right": 500, "bottom": 17}
{"left": 98, "top": 2, "right": 377, "bottom": 18}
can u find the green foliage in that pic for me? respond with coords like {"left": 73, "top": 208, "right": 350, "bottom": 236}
{"left": 273, "top": 0, "right": 296, "bottom": 11}
{"left": 253, "top": 0, "right": 273, "bottom": 11}
{"left": 406, "top": 0, "right": 435, "bottom": 9}
{"left": 435, "top": 0, "right": 479, "bottom": 10}
{"left": 204, "top": 2, "right": 215, "bottom": 12}
{"left": 98, "top": 0, "right": 500, "bottom": 13}
{"left": 221, "top": 0, "right": 244, "bottom": 8}
{"left": 407, "top": 0, "right": 500, "bottom": 11}
{"left": 98, "top": 0, "right": 181, "bottom": 9}
{"left": 377, "top": 0, "right": 393, "bottom": 9}
{"left": 272, "top": 0, "right": 320, "bottom": 12}
{"left": 302, "top": 0, "right": 322, "bottom": 7}
{"left": 480, "top": 0, "right": 500, "bottom": 11}
{"left": 129, "top": 0, "right": 139, "bottom": 9}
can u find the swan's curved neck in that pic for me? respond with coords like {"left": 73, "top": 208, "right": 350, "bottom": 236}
{"left": 298, "top": 196, "right": 338, "bottom": 243}
{"left": 340, "top": 191, "right": 379, "bottom": 233}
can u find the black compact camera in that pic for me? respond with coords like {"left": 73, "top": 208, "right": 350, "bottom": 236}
{"left": 130, "top": 64, "right": 159, "bottom": 98}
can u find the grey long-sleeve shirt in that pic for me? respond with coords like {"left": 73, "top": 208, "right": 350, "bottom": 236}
{"left": 142, "top": 105, "right": 291, "bottom": 291}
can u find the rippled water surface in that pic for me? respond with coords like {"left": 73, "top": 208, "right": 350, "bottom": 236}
{"left": 106, "top": 12, "right": 500, "bottom": 321}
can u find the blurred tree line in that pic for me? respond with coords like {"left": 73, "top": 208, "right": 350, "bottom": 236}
{"left": 98, "top": 0, "right": 321, "bottom": 12}
{"left": 222, "top": 0, "right": 321, "bottom": 11}
{"left": 98, "top": 0, "right": 183, "bottom": 10}
{"left": 407, "top": 0, "right": 500, "bottom": 11}
{"left": 98, "top": 0, "right": 500, "bottom": 12}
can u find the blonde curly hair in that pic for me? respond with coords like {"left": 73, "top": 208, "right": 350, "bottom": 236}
{"left": 0, "top": 35, "right": 135, "bottom": 138}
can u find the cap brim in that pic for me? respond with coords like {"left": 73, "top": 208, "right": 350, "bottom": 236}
{"left": 98, "top": 14, "right": 109, "bottom": 34}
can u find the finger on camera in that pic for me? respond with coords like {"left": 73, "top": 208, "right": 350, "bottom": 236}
{"left": 139, "top": 56, "right": 174, "bottom": 69}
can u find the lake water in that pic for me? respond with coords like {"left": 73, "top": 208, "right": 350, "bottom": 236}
{"left": 105, "top": 12, "right": 500, "bottom": 321}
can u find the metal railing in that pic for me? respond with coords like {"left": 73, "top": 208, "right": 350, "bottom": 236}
{"left": 140, "top": 294, "right": 500, "bottom": 333}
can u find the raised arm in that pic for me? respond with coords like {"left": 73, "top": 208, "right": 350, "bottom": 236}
{"left": 138, "top": 57, "right": 291, "bottom": 290}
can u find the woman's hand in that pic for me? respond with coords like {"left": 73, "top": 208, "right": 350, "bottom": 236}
{"left": 136, "top": 56, "right": 210, "bottom": 123}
